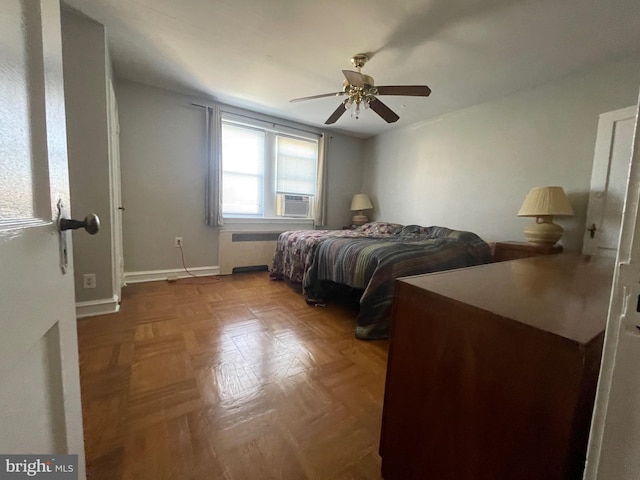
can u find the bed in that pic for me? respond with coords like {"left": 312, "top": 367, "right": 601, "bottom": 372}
{"left": 269, "top": 222, "right": 404, "bottom": 284}
{"left": 270, "top": 223, "right": 492, "bottom": 339}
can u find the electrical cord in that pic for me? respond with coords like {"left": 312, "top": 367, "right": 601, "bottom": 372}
{"left": 170, "top": 243, "right": 221, "bottom": 284}
{"left": 178, "top": 244, "right": 199, "bottom": 278}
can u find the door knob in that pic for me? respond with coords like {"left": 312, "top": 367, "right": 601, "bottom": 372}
{"left": 587, "top": 223, "right": 597, "bottom": 238}
{"left": 60, "top": 213, "right": 100, "bottom": 235}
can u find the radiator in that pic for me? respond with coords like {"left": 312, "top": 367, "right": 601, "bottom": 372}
{"left": 219, "top": 231, "right": 282, "bottom": 275}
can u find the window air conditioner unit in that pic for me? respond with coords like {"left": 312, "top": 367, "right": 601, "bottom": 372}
{"left": 277, "top": 194, "right": 312, "bottom": 217}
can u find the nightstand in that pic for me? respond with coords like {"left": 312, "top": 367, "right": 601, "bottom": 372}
{"left": 492, "top": 241, "right": 563, "bottom": 262}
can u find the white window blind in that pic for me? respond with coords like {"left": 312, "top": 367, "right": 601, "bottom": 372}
{"left": 276, "top": 135, "right": 318, "bottom": 196}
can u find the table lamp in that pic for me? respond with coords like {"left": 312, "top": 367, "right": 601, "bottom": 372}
{"left": 517, "top": 186, "right": 574, "bottom": 245}
{"left": 350, "top": 194, "right": 373, "bottom": 226}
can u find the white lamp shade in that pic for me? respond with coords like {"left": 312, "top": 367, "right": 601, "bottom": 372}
{"left": 350, "top": 194, "right": 373, "bottom": 211}
{"left": 517, "top": 186, "right": 574, "bottom": 217}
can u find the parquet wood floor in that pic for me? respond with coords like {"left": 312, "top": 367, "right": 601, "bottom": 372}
{"left": 77, "top": 272, "right": 389, "bottom": 479}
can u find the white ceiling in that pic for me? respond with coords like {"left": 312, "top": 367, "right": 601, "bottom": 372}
{"left": 64, "top": 0, "right": 640, "bottom": 138}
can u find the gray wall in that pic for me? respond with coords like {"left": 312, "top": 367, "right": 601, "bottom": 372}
{"left": 61, "top": 9, "right": 114, "bottom": 302}
{"left": 363, "top": 55, "right": 640, "bottom": 252}
{"left": 324, "top": 133, "right": 366, "bottom": 229}
{"left": 116, "top": 80, "right": 365, "bottom": 273}
{"left": 116, "top": 81, "right": 216, "bottom": 273}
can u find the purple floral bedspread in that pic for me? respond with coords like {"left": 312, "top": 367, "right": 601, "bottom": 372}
{"left": 269, "top": 222, "right": 403, "bottom": 284}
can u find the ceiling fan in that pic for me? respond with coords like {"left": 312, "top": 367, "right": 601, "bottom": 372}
{"left": 291, "top": 54, "right": 431, "bottom": 125}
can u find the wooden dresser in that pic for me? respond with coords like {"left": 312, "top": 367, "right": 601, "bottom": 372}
{"left": 492, "top": 240, "right": 563, "bottom": 261}
{"left": 380, "top": 254, "right": 614, "bottom": 480}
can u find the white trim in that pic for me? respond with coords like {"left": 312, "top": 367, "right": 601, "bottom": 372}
{"left": 107, "top": 79, "right": 124, "bottom": 303}
{"left": 124, "top": 266, "right": 221, "bottom": 284}
{"left": 582, "top": 105, "right": 636, "bottom": 255}
{"left": 583, "top": 96, "right": 640, "bottom": 478}
{"left": 76, "top": 295, "right": 120, "bottom": 319}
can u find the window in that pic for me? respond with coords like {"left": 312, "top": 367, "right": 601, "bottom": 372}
{"left": 276, "top": 136, "right": 317, "bottom": 197}
{"left": 221, "top": 116, "right": 319, "bottom": 218}
{"left": 221, "top": 123, "right": 265, "bottom": 215}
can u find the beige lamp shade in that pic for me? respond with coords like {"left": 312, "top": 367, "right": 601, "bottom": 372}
{"left": 518, "top": 186, "right": 574, "bottom": 245}
{"left": 350, "top": 194, "right": 373, "bottom": 226}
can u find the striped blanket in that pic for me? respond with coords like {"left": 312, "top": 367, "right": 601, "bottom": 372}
{"left": 269, "top": 229, "right": 374, "bottom": 284}
{"left": 303, "top": 227, "right": 492, "bottom": 339}
{"left": 269, "top": 222, "right": 404, "bottom": 284}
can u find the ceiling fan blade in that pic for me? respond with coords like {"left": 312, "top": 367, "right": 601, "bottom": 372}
{"left": 325, "top": 103, "right": 347, "bottom": 125}
{"left": 376, "top": 85, "right": 432, "bottom": 96}
{"left": 369, "top": 98, "right": 400, "bottom": 123}
{"left": 290, "top": 92, "right": 345, "bottom": 103}
{"left": 342, "top": 70, "right": 365, "bottom": 87}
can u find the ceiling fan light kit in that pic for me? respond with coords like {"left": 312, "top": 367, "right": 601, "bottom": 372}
{"left": 291, "top": 54, "right": 431, "bottom": 125}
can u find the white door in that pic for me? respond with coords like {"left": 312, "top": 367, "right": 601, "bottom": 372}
{"left": 582, "top": 105, "right": 636, "bottom": 256}
{"left": 0, "top": 0, "right": 85, "bottom": 477}
{"left": 584, "top": 96, "right": 640, "bottom": 478}
{"left": 107, "top": 79, "right": 124, "bottom": 299}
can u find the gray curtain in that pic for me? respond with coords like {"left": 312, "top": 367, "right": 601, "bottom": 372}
{"left": 205, "top": 105, "right": 223, "bottom": 227}
{"left": 314, "top": 133, "right": 329, "bottom": 227}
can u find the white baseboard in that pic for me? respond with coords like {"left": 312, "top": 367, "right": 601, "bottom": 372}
{"left": 76, "top": 295, "right": 120, "bottom": 319}
{"left": 124, "top": 266, "right": 220, "bottom": 285}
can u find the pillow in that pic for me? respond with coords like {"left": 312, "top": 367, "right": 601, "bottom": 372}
{"left": 360, "top": 222, "right": 404, "bottom": 235}
{"left": 399, "top": 225, "right": 423, "bottom": 236}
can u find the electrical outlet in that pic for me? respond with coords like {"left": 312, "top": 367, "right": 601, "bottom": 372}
{"left": 174, "top": 237, "right": 183, "bottom": 248}
{"left": 83, "top": 273, "right": 96, "bottom": 289}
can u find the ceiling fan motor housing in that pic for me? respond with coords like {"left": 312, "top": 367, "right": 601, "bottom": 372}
{"left": 351, "top": 54, "right": 369, "bottom": 69}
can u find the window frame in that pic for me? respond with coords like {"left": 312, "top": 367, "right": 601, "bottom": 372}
{"left": 220, "top": 111, "right": 320, "bottom": 220}
{"left": 220, "top": 122, "right": 267, "bottom": 217}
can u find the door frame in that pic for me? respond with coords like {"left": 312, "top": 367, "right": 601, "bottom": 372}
{"left": 107, "top": 79, "right": 124, "bottom": 300}
{"left": 582, "top": 105, "right": 636, "bottom": 255}
{"left": 584, "top": 96, "right": 640, "bottom": 478}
